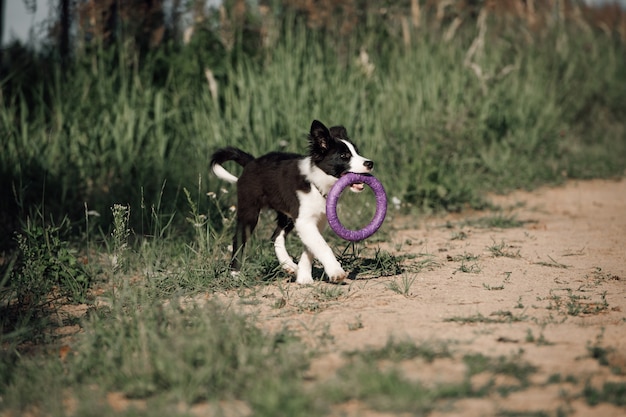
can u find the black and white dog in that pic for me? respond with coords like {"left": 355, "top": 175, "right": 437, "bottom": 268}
{"left": 210, "top": 120, "right": 374, "bottom": 284}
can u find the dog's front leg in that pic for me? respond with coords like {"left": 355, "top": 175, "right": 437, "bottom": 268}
{"left": 295, "top": 249, "right": 314, "bottom": 284}
{"left": 294, "top": 219, "right": 347, "bottom": 283}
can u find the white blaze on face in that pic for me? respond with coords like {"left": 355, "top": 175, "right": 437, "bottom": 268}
{"left": 341, "top": 139, "right": 373, "bottom": 192}
{"left": 341, "top": 140, "right": 372, "bottom": 174}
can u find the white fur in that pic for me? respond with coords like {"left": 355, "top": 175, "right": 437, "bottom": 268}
{"left": 342, "top": 140, "right": 372, "bottom": 174}
{"left": 298, "top": 157, "right": 338, "bottom": 196}
{"left": 274, "top": 230, "right": 298, "bottom": 273}
{"left": 212, "top": 163, "right": 239, "bottom": 184}
{"left": 294, "top": 187, "right": 346, "bottom": 283}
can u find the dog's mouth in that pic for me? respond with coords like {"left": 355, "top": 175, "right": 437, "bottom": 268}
{"left": 340, "top": 172, "right": 366, "bottom": 193}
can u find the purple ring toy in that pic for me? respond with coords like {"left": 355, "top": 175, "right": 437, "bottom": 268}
{"left": 326, "top": 173, "right": 387, "bottom": 241}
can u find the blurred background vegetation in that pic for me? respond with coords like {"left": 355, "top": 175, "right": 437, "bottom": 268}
{"left": 0, "top": 0, "right": 625, "bottom": 251}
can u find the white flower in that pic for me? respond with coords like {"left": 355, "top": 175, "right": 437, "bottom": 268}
{"left": 392, "top": 196, "right": 401, "bottom": 210}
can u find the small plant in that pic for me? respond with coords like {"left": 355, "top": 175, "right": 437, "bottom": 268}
{"left": 525, "top": 328, "right": 552, "bottom": 346}
{"left": 348, "top": 315, "right": 364, "bottom": 331}
{"left": 462, "top": 214, "right": 527, "bottom": 229}
{"left": 483, "top": 271, "right": 512, "bottom": 291}
{"left": 342, "top": 247, "right": 404, "bottom": 278}
{"left": 313, "top": 284, "right": 344, "bottom": 302}
{"left": 348, "top": 339, "right": 453, "bottom": 363}
{"left": 586, "top": 330, "right": 623, "bottom": 375}
{"left": 546, "top": 289, "right": 610, "bottom": 317}
{"left": 445, "top": 311, "right": 526, "bottom": 324}
{"left": 463, "top": 350, "right": 537, "bottom": 386}
{"left": 487, "top": 240, "right": 521, "bottom": 258}
{"left": 447, "top": 252, "right": 479, "bottom": 262}
{"left": 450, "top": 231, "right": 468, "bottom": 241}
{"left": 534, "top": 255, "right": 570, "bottom": 269}
{"left": 583, "top": 382, "right": 626, "bottom": 407}
{"left": 386, "top": 274, "right": 416, "bottom": 297}
{"left": 111, "top": 204, "right": 131, "bottom": 272}
{"left": 184, "top": 186, "right": 210, "bottom": 254}
{"left": 10, "top": 215, "right": 90, "bottom": 310}
{"left": 458, "top": 260, "right": 481, "bottom": 274}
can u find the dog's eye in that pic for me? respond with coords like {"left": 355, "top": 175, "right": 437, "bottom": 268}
{"left": 340, "top": 153, "right": 350, "bottom": 160}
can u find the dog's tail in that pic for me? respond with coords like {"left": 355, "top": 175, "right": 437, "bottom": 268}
{"left": 210, "top": 147, "right": 255, "bottom": 184}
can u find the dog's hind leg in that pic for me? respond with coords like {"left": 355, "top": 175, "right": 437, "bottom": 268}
{"left": 271, "top": 213, "right": 298, "bottom": 274}
{"left": 230, "top": 206, "right": 260, "bottom": 272}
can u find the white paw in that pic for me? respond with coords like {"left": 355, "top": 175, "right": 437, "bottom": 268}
{"left": 281, "top": 262, "right": 298, "bottom": 275}
{"left": 326, "top": 266, "right": 347, "bottom": 283}
{"left": 295, "top": 272, "right": 314, "bottom": 285}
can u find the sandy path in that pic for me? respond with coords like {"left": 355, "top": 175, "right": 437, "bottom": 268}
{"left": 215, "top": 178, "right": 626, "bottom": 416}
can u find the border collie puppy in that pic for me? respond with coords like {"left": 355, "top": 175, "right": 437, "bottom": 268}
{"left": 210, "top": 120, "right": 374, "bottom": 284}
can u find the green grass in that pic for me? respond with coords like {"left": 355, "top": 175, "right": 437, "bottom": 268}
{"left": 346, "top": 338, "right": 454, "bottom": 363}
{"left": 488, "top": 239, "right": 522, "bottom": 258}
{"left": 462, "top": 214, "right": 530, "bottom": 229}
{"left": 445, "top": 311, "right": 527, "bottom": 324}
{"left": 1, "top": 284, "right": 317, "bottom": 416}
{"left": 583, "top": 381, "right": 626, "bottom": 407}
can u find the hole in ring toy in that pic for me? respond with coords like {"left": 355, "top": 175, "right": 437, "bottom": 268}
{"left": 326, "top": 173, "right": 387, "bottom": 241}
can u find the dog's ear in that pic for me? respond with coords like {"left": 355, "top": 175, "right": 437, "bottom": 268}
{"left": 309, "top": 120, "right": 332, "bottom": 152}
{"left": 329, "top": 126, "right": 348, "bottom": 140}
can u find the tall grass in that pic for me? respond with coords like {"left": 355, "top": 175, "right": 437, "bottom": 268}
{"left": 1, "top": 16, "right": 624, "bottom": 244}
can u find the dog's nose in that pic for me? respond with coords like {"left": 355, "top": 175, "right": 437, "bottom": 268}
{"left": 364, "top": 160, "right": 374, "bottom": 170}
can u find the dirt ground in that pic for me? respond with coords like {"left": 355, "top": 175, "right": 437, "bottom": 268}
{"left": 215, "top": 178, "right": 626, "bottom": 417}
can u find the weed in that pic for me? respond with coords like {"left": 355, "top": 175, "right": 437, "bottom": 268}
{"left": 457, "top": 260, "right": 482, "bottom": 274}
{"left": 7, "top": 215, "right": 90, "bottom": 313}
{"left": 110, "top": 204, "right": 131, "bottom": 272}
{"left": 586, "top": 330, "right": 623, "bottom": 375}
{"left": 462, "top": 214, "right": 528, "bottom": 229}
{"left": 448, "top": 252, "right": 480, "bottom": 262}
{"left": 445, "top": 311, "right": 526, "bottom": 324}
{"left": 450, "top": 231, "right": 468, "bottom": 241}
{"left": 483, "top": 271, "right": 512, "bottom": 291}
{"left": 583, "top": 382, "right": 626, "bottom": 407}
{"left": 463, "top": 350, "right": 537, "bottom": 386}
{"left": 488, "top": 240, "right": 521, "bottom": 258}
{"left": 483, "top": 282, "right": 505, "bottom": 290}
{"left": 386, "top": 274, "right": 417, "bottom": 296}
{"left": 347, "top": 315, "right": 364, "bottom": 331}
{"left": 496, "top": 411, "right": 550, "bottom": 417}
{"left": 313, "top": 285, "right": 344, "bottom": 302}
{"left": 525, "top": 329, "right": 553, "bottom": 346}
{"left": 348, "top": 339, "right": 454, "bottom": 363}
{"left": 546, "top": 288, "right": 610, "bottom": 316}
{"left": 338, "top": 245, "right": 404, "bottom": 279}
{"left": 535, "top": 255, "right": 570, "bottom": 269}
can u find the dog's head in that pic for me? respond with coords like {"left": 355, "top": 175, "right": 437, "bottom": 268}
{"left": 308, "top": 120, "right": 374, "bottom": 185}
